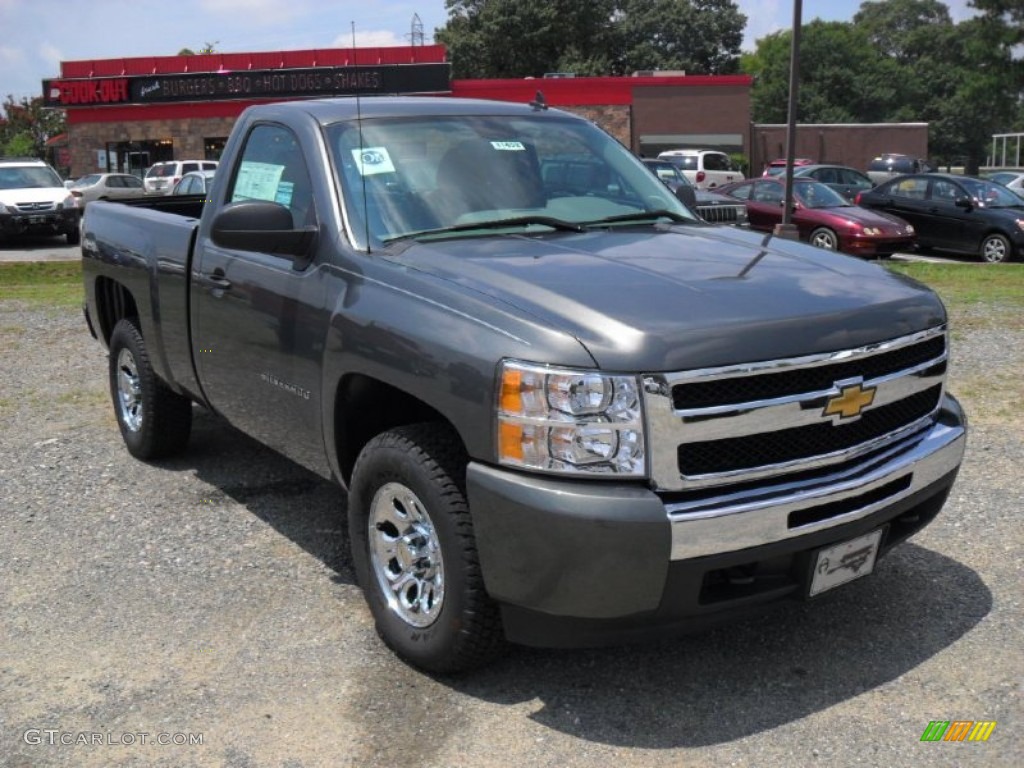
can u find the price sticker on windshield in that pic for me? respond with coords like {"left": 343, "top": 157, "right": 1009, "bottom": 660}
{"left": 351, "top": 147, "right": 396, "bottom": 176}
{"left": 491, "top": 141, "right": 526, "bottom": 151}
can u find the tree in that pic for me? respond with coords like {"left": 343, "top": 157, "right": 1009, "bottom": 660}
{"left": 610, "top": 0, "right": 745, "bottom": 75}
{"left": 744, "top": 1, "right": 1022, "bottom": 169}
{"left": 853, "top": 0, "right": 953, "bottom": 64}
{"left": 435, "top": 0, "right": 745, "bottom": 78}
{"left": 0, "top": 96, "right": 66, "bottom": 159}
{"left": 746, "top": 21, "right": 902, "bottom": 124}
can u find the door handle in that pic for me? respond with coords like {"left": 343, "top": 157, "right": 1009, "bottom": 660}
{"left": 199, "top": 271, "right": 232, "bottom": 291}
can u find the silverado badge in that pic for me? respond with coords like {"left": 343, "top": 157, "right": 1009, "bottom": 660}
{"left": 823, "top": 380, "right": 876, "bottom": 421}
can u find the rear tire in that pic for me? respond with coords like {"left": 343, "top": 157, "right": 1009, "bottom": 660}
{"left": 349, "top": 423, "right": 504, "bottom": 673}
{"left": 980, "top": 233, "right": 1012, "bottom": 263}
{"left": 108, "top": 318, "right": 192, "bottom": 459}
{"left": 809, "top": 227, "right": 839, "bottom": 250}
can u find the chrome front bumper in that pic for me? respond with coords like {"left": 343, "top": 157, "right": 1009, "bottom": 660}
{"left": 667, "top": 396, "right": 966, "bottom": 560}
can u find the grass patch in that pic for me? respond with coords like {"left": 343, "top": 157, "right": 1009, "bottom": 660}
{"left": 0, "top": 262, "right": 84, "bottom": 307}
{"left": 886, "top": 262, "right": 1024, "bottom": 331}
{"left": 886, "top": 262, "right": 1024, "bottom": 303}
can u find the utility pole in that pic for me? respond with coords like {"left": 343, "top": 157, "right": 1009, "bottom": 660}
{"left": 774, "top": 0, "right": 803, "bottom": 240}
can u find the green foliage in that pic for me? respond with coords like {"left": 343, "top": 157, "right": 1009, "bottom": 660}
{"left": 435, "top": 0, "right": 745, "bottom": 78}
{"left": 0, "top": 96, "right": 66, "bottom": 160}
{"left": 743, "top": 0, "right": 1022, "bottom": 168}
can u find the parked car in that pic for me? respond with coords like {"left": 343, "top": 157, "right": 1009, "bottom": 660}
{"left": 144, "top": 160, "right": 218, "bottom": 195}
{"left": 68, "top": 173, "right": 148, "bottom": 209}
{"left": 866, "top": 154, "right": 934, "bottom": 184}
{"left": 718, "top": 177, "right": 915, "bottom": 258}
{"left": 791, "top": 164, "right": 875, "bottom": 201}
{"left": 172, "top": 169, "right": 217, "bottom": 196}
{"left": 641, "top": 158, "right": 748, "bottom": 226}
{"left": 0, "top": 157, "right": 80, "bottom": 244}
{"left": 855, "top": 173, "right": 1024, "bottom": 263}
{"left": 656, "top": 149, "right": 743, "bottom": 189}
{"left": 762, "top": 158, "right": 814, "bottom": 177}
{"left": 986, "top": 170, "right": 1024, "bottom": 197}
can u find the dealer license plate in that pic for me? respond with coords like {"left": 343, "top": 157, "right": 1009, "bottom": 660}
{"left": 809, "top": 529, "right": 883, "bottom": 597}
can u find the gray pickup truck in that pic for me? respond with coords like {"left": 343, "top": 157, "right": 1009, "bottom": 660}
{"left": 82, "top": 96, "right": 967, "bottom": 673}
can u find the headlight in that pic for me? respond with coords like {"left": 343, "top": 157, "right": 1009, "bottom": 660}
{"left": 0, "top": 202, "right": 7, "bottom": 214}
{"left": 497, "top": 360, "right": 645, "bottom": 477}
{"left": 62, "top": 195, "right": 78, "bottom": 209}
{"left": 905, "top": 224, "right": 915, "bottom": 234}
{"left": 862, "top": 227, "right": 881, "bottom": 236}
{"left": 1015, "top": 218, "right": 1024, "bottom": 234}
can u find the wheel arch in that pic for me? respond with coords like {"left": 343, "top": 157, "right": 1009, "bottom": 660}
{"left": 93, "top": 276, "right": 139, "bottom": 345}
{"left": 332, "top": 373, "right": 460, "bottom": 487}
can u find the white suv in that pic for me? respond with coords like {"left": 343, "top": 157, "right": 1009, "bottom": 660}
{"left": 656, "top": 149, "right": 744, "bottom": 190}
{"left": 0, "top": 157, "right": 80, "bottom": 244}
{"left": 144, "top": 160, "right": 219, "bottom": 195}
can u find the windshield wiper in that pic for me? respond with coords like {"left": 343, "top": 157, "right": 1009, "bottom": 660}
{"left": 383, "top": 215, "right": 586, "bottom": 244}
{"left": 583, "top": 209, "right": 693, "bottom": 226}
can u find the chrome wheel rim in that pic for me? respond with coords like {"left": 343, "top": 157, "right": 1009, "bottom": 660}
{"left": 368, "top": 482, "right": 444, "bottom": 627}
{"left": 811, "top": 231, "right": 837, "bottom": 250}
{"left": 116, "top": 347, "right": 143, "bottom": 432}
{"left": 982, "top": 238, "right": 1007, "bottom": 263}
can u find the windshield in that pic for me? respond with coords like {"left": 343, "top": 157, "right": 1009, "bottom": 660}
{"left": 643, "top": 160, "right": 686, "bottom": 185}
{"left": 0, "top": 165, "right": 64, "bottom": 190}
{"left": 959, "top": 178, "right": 1022, "bottom": 207}
{"left": 327, "top": 113, "right": 692, "bottom": 249}
{"left": 793, "top": 181, "right": 849, "bottom": 209}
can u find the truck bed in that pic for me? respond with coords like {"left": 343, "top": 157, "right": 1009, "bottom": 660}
{"left": 82, "top": 197, "right": 204, "bottom": 398}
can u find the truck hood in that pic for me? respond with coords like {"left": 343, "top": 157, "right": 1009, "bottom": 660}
{"left": 387, "top": 225, "right": 945, "bottom": 371}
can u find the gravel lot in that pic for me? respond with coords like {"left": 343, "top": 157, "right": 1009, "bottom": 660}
{"left": 0, "top": 286, "right": 1021, "bottom": 767}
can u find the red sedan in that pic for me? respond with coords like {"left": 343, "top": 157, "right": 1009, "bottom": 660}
{"left": 718, "top": 177, "right": 916, "bottom": 258}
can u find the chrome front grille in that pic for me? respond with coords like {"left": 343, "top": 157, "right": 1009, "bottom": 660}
{"left": 643, "top": 327, "right": 948, "bottom": 491}
{"left": 695, "top": 203, "right": 746, "bottom": 225}
{"left": 15, "top": 201, "right": 57, "bottom": 212}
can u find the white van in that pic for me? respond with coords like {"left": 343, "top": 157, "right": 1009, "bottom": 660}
{"left": 144, "top": 160, "right": 219, "bottom": 195}
{"left": 656, "top": 149, "right": 744, "bottom": 190}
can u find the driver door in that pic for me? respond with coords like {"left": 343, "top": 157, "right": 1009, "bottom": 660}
{"left": 191, "top": 122, "right": 330, "bottom": 475}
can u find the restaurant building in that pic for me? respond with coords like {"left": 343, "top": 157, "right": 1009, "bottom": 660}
{"left": 43, "top": 45, "right": 752, "bottom": 179}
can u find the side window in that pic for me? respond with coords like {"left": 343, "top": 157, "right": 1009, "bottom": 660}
{"left": 892, "top": 178, "right": 927, "bottom": 200}
{"left": 752, "top": 182, "right": 783, "bottom": 204}
{"left": 202, "top": 162, "right": 218, "bottom": 171}
{"left": 229, "top": 124, "right": 315, "bottom": 228}
{"left": 182, "top": 162, "right": 199, "bottom": 174}
{"left": 813, "top": 168, "right": 838, "bottom": 184}
{"left": 107, "top": 176, "right": 123, "bottom": 188}
{"left": 843, "top": 169, "right": 872, "bottom": 189}
{"left": 703, "top": 153, "right": 728, "bottom": 171}
{"left": 930, "top": 179, "right": 961, "bottom": 202}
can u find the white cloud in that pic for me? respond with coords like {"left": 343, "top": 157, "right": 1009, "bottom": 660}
{"left": 331, "top": 29, "right": 406, "bottom": 48}
{"left": 199, "top": 0, "right": 311, "bottom": 26}
{"left": 38, "top": 42, "right": 63, "bottom": 70}
{"left": 0, "top": 44, "right": 25, "bottom": 67}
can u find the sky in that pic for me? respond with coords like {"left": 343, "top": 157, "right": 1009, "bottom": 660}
{"left": 0, "top": 0, "right": 980, "bottom": 103}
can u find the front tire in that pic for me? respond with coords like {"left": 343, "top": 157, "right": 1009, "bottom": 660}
{"left": 108, "top": 318, "right": 192, "bottom": 459}
{"left": 809, "top": 227, "right": 839, "bottom": 251}
{"left": 349, "top": 424, "right": 504, "bottom": 673}
{"left": 980, "top": 233, "right": 1012, "bottom": 263}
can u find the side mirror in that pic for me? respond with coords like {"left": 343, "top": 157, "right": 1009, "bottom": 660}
{"left": 211, "top": 200, "right": 316, "bottom": 260}
{"left": 954, "top": 195, "right": 973, "bottom": 210}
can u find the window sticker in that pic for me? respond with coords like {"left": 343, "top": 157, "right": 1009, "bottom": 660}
{"left": 275, "top": 180, "right": 294, "bottom": 207}
{"left": 351, "top": 147, "right": 396, "bottom": 176}
{"left": 233, "top": 161, "right": 285, "bottom": 202}
{"left": 491, "top": 141, "right": 526, "bottom": 151}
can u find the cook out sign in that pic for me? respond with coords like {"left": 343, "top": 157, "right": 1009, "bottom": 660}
{"left": 45, "top": 79, "right": 130, "bottom": 106}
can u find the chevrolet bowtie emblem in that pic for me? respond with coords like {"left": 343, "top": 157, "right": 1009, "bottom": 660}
{"left": 824, "top": 382, "right": 876, "bottom": 420}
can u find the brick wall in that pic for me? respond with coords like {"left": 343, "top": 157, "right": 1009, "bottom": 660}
{"left": 67, "top": 117, "right": 236, "bottom": 176}
{"left": 560, "top": 105, "right": 632, "bottom": 147}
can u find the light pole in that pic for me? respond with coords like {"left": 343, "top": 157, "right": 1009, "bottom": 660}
{"left": 774, "top": 0, "right": 803, "bottom": 240}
